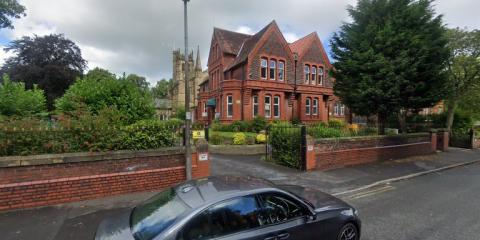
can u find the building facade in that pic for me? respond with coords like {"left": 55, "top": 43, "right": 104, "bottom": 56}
{"left": 170, "top": 47, "right": 208, "bottom": 116}
{"left": 196, "top": 21, "right": 346, "bottom": 124}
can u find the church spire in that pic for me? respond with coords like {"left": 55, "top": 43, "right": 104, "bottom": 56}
{"left": 195, "top": 45, "right": 202, "bottom": 71}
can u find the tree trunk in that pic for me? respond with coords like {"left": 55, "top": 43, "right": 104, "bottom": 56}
{"left": 378, "top": 113, "right": 386, "bottom": 135}
{"left": 398, "top": 109, "right": 407, "bottom": 134}
{"left": 446, "top": 100, "right": 457, "bottom": 133}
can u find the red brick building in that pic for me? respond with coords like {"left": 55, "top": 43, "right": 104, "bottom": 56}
{"left": 196, "top": 21, "right": 346, "bottom": 124}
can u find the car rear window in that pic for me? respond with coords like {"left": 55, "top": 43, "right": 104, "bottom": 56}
{"left": 131, "top": 188, "right": 190, "bottom": 240}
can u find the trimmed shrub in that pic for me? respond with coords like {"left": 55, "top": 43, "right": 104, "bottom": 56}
{"left": 232, "top": 132, "right": 246, "bottom": 145}
{"left": 270, "top": 126, "right": 301, "bottom": 168}
{"left": 308, "top": 125, "right": 346, "bottom": 139}
{"left": 231, "top": 121, "right": 250, "bottom": 132}
{"left": 116, "top": 119, "right": 182, "bottom": 150}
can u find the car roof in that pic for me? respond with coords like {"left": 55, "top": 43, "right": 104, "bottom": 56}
{"left": 174, "top": 175, "right": 277, "bottom": 209}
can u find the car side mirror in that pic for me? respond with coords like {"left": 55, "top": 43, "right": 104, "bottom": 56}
{"left": 308, "top": 212, "right": 317, "bottom": 221}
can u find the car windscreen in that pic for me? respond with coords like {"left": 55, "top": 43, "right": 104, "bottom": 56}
{"left": 131, "top": 188, "right": 190, "bottom": 240}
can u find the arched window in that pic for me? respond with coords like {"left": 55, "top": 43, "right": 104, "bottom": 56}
{"left": 269, "top": 60, "right": 276, "bottom": 80}
{"left": 311, "top": 66, "right": 317, "bottom": 85}
{"left": 261, "top": 58, "right": 268, "bottom": 79}
{"left": 304, "top": 65, "right": 310, "bottom": 83}
{"left": 318, "top": 67, "right": 324, "bottom": 85}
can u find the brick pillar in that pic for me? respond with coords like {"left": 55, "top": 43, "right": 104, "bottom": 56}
{"left": 305, "top": 135, "right": 316, "bottom": 171}
{"left": 192, "top": 139, "right": 210, "bottom": 178}
{"left": 430, "top": 131, "right": 437, "bottom": 153}
{"left": 438, "top": 130, "right": 449, "bottom": 152}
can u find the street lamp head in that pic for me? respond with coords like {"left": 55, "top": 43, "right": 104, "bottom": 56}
{"left": 182, "top": 0, "right": 190, "bottom": 2}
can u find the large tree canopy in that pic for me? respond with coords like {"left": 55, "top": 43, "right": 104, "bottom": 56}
{"left": 55, "top": 68, "right": 155, "bottom": 124}
{"left": 151, "top": 78, "right": 172, "bottom": 99}
{"left": 1, "top": 34, "right": 87, "bottom": 109}
{"left": 331, "top": 0, "right": 450, "bottom": 134}
{"left": 0, "top": 0, "right": 25, "bottom": 29}
{"left": 444, "top": 28, "right": 480, "bottom": 131}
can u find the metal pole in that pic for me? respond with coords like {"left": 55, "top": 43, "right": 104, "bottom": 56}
{"left": 183, "top": 0, "right": 192, "bottom": 180}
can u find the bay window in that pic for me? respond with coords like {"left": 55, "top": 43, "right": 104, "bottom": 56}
{"left": 227, "top": 95, "right": 233, "bottom": 117}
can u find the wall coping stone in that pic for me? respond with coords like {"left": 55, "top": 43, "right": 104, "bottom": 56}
{"left": 0, "top": 147, "right": 192, "bottom": 168}
{"left": 313, "top": 132, "right": 430, "bottom": 144}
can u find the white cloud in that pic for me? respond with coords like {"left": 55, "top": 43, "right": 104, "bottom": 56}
{"left": 283, "top": 32, "right": 300, "bottom": 43}
{"left": 235, "top": 26, "right": 254, "bottom": 35}
{"left": 0, "top": 45, "right": 15, "bottom": 66}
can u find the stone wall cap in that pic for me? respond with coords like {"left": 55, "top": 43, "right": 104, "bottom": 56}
{"left": 0, "top": 147, "right": 188, "bottom": 168}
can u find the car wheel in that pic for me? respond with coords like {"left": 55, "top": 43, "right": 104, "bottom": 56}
{"left": 337, "top": 223, "right": 358, "bottom": 240}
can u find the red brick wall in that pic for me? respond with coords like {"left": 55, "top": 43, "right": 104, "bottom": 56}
{"left": 0, "top": 148, "right": 210, "bottom": 211}
{"left": 309, "top": 133, "right": 435, "bottom": 171}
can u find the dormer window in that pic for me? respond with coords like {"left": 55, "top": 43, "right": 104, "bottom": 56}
{"left": 304, "top": 65, "right": 310, "bottom": 83}
{"left": 269, "top": 60, "right": 276, "bottom": 80}
{"left": 311, "top": 66, "right": 317, "bottom": 85}
{"left": 261, "top": 58, "right": 268, "bottom": 79}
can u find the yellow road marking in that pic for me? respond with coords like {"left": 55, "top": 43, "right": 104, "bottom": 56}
{"left": 348, "top": 185, "right": 395, "bottom": 200}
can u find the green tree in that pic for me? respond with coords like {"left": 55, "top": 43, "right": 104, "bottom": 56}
{"left": 444, "top": 28, "right": 480, "bottom": 132}
{"left": 55, "top": 68, "right": 155, "bottom": 124}
{"left": 0, "top": 74, "right": 47, "bottom": 117}
{"left": 0, "top": 0, "right": 25, "bottom": 29}
{"left": 1, "top": 34, "right": 87, "bottom": 109}
{"left": 151, "top": 78, "right": 172, "bottom": 98}
{"left": 330, "top": 0, "right": 449, "bottom": 134}
{"left": 123, "top": 73, "right": 150, "bottom": 92}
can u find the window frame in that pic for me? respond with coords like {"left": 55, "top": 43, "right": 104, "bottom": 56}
{"left": 278, "top": 61, "right": 285, "bottom": 81}
{"left": 265, "top": 95, "right": 272, "bottom": 118}
{"left": 312, "top": 98, "right": 318, "bottom": 116}
{"left": 311, "top": 66, "right": 317, "bottom": 85}
{"left": 203, "top": 102, "right": 207, "bottom": 115}
{"left": 253, "top": 95, "right": 259, "bottom": 117}
{"left": 261, "top": 58, "right": 268, "bottom": 79}
{"left": 177, "top": 195, "right": 263, "bottom": 240}
{"left": 273, "top": 96, "right": 281, "bottom": 119}
{"left": 227, "top": 95, "right": 233, "bottom": 118}
{"left": 304, "top": 65, "right": 310, "bottom": 83}
{"left": 269, "top": 59, "right": 276, "bottom": 80}
{"left": 255, "top": 191, "right": 311, "bottom": 227}
{"left": 318, "top": 67, "right": 324, "bottom": 85}
{"left": 305, "top": 98, "right": 311, "bottom": 115}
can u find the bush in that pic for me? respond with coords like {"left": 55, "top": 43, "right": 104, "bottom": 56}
{"left": 0, "top": 75, "right": 47, "bottom": 117}
{"left": 251, "top": 116, "right": 267, "bottom": 132}
{"left": 308, "top": 125, "right": 346, "bottom": 139}
{"left": 231, "top": 121, "right": 250, "bottom": 132}
{"left": 328, "top": 119, "right": 346, "bottom": 129}
{"left": 232, "top": 132, "right": 246, "bottom": 145}
{"left": 55, "top": 68, "right": 155, "bottom": 124}
{"left": 270, "top": 126, "right": 301, "bottom": 168}
{"left": 255, "top": 133, "right": 267, "bottom": 144}
{"left": 209, "top": 132, "right": 223, "bottom": 145}
{"left": 116, "top": 119, "right": 182, "bottom": 150}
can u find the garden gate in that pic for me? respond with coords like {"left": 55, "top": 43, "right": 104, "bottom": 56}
{"left": 266, "top": 125, "right": 307, "bottom": 170}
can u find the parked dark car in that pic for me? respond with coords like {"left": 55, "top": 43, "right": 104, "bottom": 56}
{"left": 95, "top": 176, "right": 361, "bottom": 240}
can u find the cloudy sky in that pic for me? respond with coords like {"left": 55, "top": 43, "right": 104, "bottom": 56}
{"left": 0, "top": 0, "right": 479, "bottom": 85}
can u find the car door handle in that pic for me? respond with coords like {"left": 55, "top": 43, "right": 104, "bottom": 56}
{"left": 277, "top": 233, "right": 290, "bottom": 240}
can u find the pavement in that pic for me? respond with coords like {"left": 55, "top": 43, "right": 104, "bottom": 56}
{"left": 211, "top": 147, "right": 480, "bottom": 194}
{"left": 0, "top": 148, "right": 479, "bottom": 240}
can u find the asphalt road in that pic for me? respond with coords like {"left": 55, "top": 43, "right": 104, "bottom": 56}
{"left": 1, "top": 161, "right": 480, "bottom": 240}
{"left": 345, "top": 162, "right": 480, "bottom": 240}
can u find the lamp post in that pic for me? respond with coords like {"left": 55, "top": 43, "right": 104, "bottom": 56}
{"left": 182, "top": 0, "right": 192, "bottom": 180}
{"left": 292, "top": 52, "right": 298, "bottom": 123}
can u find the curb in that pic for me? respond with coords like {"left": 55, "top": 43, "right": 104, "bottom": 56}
{"left": 332, "top": 159, "right": 480, "bottom": 197}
